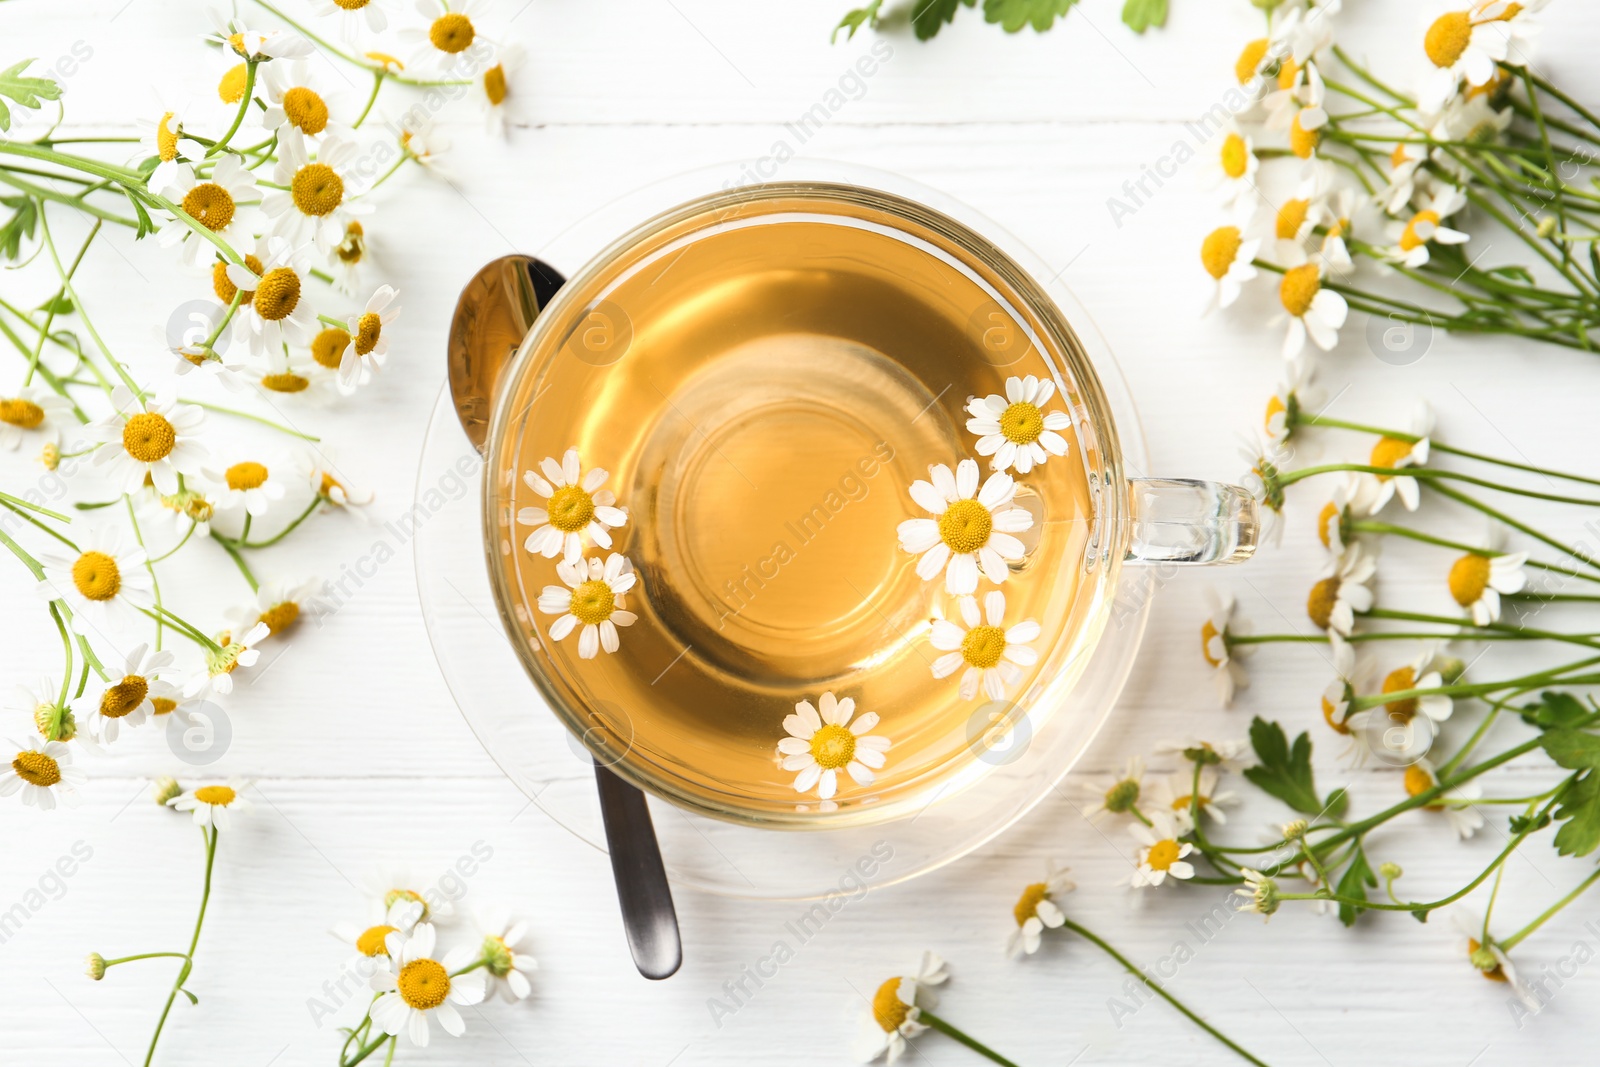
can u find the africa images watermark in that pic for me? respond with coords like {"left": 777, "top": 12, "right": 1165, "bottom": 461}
{"left": 1105, "top": 79, "right": 1261, "bottom": 229}
{"left": 1105, "top": 890, "right": 1238, "bottom": 1028}
{"left": 0, "top": 840, "right": 95, "bottom": 948}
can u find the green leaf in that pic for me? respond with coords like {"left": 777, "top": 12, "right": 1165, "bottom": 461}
{"left": 0, "top": 58, "right": 62, "bottom": 133}
{"left": 127, "top": 191, "right": 154, "bottom": 239}
{"left": 908, "top": 0, "right": 974, "bottom": 40}
{"left": 1541, "top": 729, "right": 1600, "bottom": 771}
{"left": 35, "top": 292, "right": 71, "bottom": 315}
{"left": 1522, "top": 691, "right": 1592, "bottom": 731}
{"left": 1334, "top": 842, "right": 1376, "bottom": 927}
{"left": 1242, "top": 716, "right": 1322, "bottom": 814}
{"left": 1121, "top": 0, "right": 1168, "bottom": 32}
{"left": 982, "top": 0, "right": 1079, "bottom": 33}
{"left": 0, "top": 194, "right": 37, "bottom": 261}
{"left": 1323, "top": 786, "right": 1349, "bottom": 820}
{"left": 1486, "top": 264, "right": 1536, "bottom": 284}
{"left": 1551, "top": 771, "right": 1600, "bottom": 857}
{"left": 832, "top": 0, "right": 884, "bottom": 41}
{"left": 1509, "top": 811, "right": 1552, "bottom": 835}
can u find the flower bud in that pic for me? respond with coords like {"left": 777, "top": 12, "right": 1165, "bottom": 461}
{"left": 1536, "top": 215, "right": 1558, "bottom": 239}
{"left": 39, "top": 442, "right": 60, "bottom": 471}
{"left": 34, "top": 700, "right": 75, "bottom": 743}
{"left": 1378, "top": 861, "right": 1403, "bottom": 881}
{"left": 85, "top": 953, "right": 106, "bottom": 980}
{"left": 152, "top": 777, "right": 182, "bottom": 806}
{"left": 1281, "top": 818, "right": 1309, "bottom": 840}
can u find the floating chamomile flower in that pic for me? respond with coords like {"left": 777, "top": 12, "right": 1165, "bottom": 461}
{"left": 1006, "top": 864, "right": 1072, "bottom": 958}
{"left": 480, "top": 44, "right": 522, "bottom": 137}
{"left": 1366, "top": 403, "right": 1433, "bottom": 512}
{"left": 1305, "top": 544, "right": 1376, "bottom": 636}
{"left": 264, "top": 130, "right": 368, "bottom": 254}
{"left": 518, "top": 450, "right": 629, "bottom": 562}
{"left": 1200, "top": 224, "right": 1259, "bottom": 314}
{"left": 84, "top": 644, "right": 179, "bottom": 744}
{"left": 400, "top": 0, "right": 490, "bottom": 73}
{"left": 1153, "top": 767, "right": 1239, "bottom": 832}
{"left": 854, "top": 952, "right": 949, "bottom": 1064}
{"left": 338, "top": 285, "right": 402, "bottom": 393}
{"left": 538, "top": 553, "right": 638, "bottom": 659}
{"left": 964, "top": 375, "right": 1072, "bottom": 475}
{"left": 1129, "top": 811, "right": 1195, "bottom": 888}
{"left": 1404, "top": 758, "right": 1485, "bottom": 839}
{"left": 1198, "top": 588, "right": 1248, "bottom": 707}
{"left": 38, "top": 525, "right": 157, "bottom": 635}
{"left": 1450, "top": 908, "right": 1542, "bottom": 1011}
{"left": 898, "top": 459, "right": 1032, "bottom": 595}
{"left": 334, "top": 897, "right": 424, "bottom": 961}
{"left": 155, "top": 156, "right": 258, "bottom": 268}
{"left": 928, "top": 591, "right": 1039, "bottom": 701}
{"left": 776, "top": 691, "right": 890, "bottom": 801}
{"left": 309, "top": 0, "right": 392, "bottom": 39}
{"left": 227, "top": 577, "right": 324, "bottom": 640}
{"left": 1448, "top": 548, "right": 1527, "bottom": 626}
{"left": 86, "top": 387, "right": 209, "bottom": 495}
{"left": 476, "top": 911, "right": 538, "bottom": 1002}
{"left": 186, "top": 622, "right": 270, "bottom": 697}
{"left": 208, "top": 457, "right": 287, "bottom": 518}
{"left": 1, "top": 739, "right": 85, "bottom": 809}
{"left": 1076, "top": 756, "right": 1144, "bottom": 821}
{"left": 1385, "top": 185, "right": 1469, "bottom": 268}
{"left": 1276, "top": 247, "right": 1348, "bottom": 359}
{"left": 0, "top": 387, "right": 73, "bottom": 451}
{"left": 204, "top": 9, "right": 314, "bottom": 61}
{"left": 141, "top": 110, "right": 206, "bottom": 193}
{"left": 168, "top": 778, "right": 250, "bottom": 830}
{"left": 261, "top": 60, "right": 347, "bottom": 144}
{"left": 1416, "top": 2, "right": 1522, "bottom": 115}
{"left": 369, "top": 921, "right": 486, "bottom": 1046}
{"left": 228, "top": 239, "right": 320, "bottom": 359}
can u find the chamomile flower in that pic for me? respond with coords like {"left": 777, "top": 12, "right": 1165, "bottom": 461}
{"left": 1154, "top": 767, "right": 1239, "bottom": 832}
{"left": 1006, "top": 864, "right": 1073, "bottom": 958}
{"left": 141, "top": 110, "right": 206, "bottom": 193}
{"left": 1385, "top": 185, "right": 1470, "bottom": 268}
{"left": 146, "top": 486, "right": 217, "bottom": 540}
{"left": 1076, "top": 756, "right": 1144, "bottom": 821}
{"left": 1202, "top": 119, "right": 1259, "bottom": 205}
{"left": 362, "top": 875, "right": 454, "bottom": 925}
{"left": 208, "top": 457, "right": 287, "bottom": 518}
{"left": 84, "top": 644, "right": 178, "bottom": 744}
{"left": 1263, "top": 358, "right": 1321, "bottom": 446}
{"left": 1382, "top": 141, "right": 1429, "bottom": 215}
{"left": 1199, "top": 588, "right": 1249, "bottom": 707}
{"left": 264, "top": 130, "right": 367, "bottom": 254}
{"left": 400, "top": 0, "right": 490, "bottom": 74}
{"left": 1448, "top": 547, "right": 1527, "bottom": 626}
{"left": 476, "top": 912, "right": 538, "bottom": 1001}
{"left": 898, "top": 459, "right": 1032, "bottom": 595}
{"left": 964, "top": 375, "right": 1072, "bottom": 475}
{"left": 334, "top": 897, "right": 424, "bottom": 961}
{"left": 1416, "top": 2, "right": 1522, "bottom": 115}
{"left": 1404, "top": 758, "right": 1485, "bottom": 838}
{"left": 260, "top": 61, "right": 347, "bottom": 144}
{"left": 1199, "top": 224, "right": 1260, "bottom": 314}
{"left": 228, "top": 239, "right": 320, "bottom": 359}
{"left": 1232, "top": 33, "right": 1286, "bottom": 94}
{"left": 1234, "top": 868, "right": 1280, "bottom": 919}
{"left": 167, "top": 779, "right": 250, "bottom": 829}
{"left": 11, "top": 679, "right": 75, "bottom": 742}
{"left": 1367, "top": 403, "right": 1433, "bottom": 512}
{"left": 538, "top": 553, "right": 638, "bottom": 659}
{"left": 854, "top": 952, "right": 949, "bottom": 1064}
{"left": 1451, "top": 908, "right": 1541, "bottom": 1011}
{"left": 1306, "top": 544, "right": 1376, "bottom": 636}
{"left": 1313, "top": 186, "right": 1357, "bottom": 268}
{"left": 369, "top": 921, "right": 486, "bottom": 1046}
{"left": 0, "top": 387, "right": 73, "bottom": 451}
{"left": 256, "top": 347, "right": 332, "bottom": 399}
{"left": 1267, "top": 177, "right": 1326, "bottom": 257}
{"left": 155, "top": 156, "right": 258, "bottom": 268}
{"left": 1240, "top": 434, "right": 1290, "bottom": 547}
{"left": 398, "top": 113, "right": 452, "bottom": 173}
{"left": 1276, "top": 247, "right": 1348, "bottom": 359}
{"left": 337, "top": 285, "right": 402, "bottom": 392}
{"left": 1, "top": 739, "right": 85, "bottom": 809}
{"left": 929, "top": 591, "right": 1039, "bottom": 701}
{"left": 330, "top": 220, "right": 370, "bottom": 296}
{"left": 1321, "top": 635, "right": 1359, "bottom": 738}
{"left": 1315, "top": 473, "right": 1381, "bottom": 554}
{"left": 85, "top": 387, "right": 208, "bottom": 495}
{"left": 1129, "top": 811, "right": 1196, "bottom": 888}
{"left": 301, "top": 450, "right": 374, "bottom": 508}
{"left": 479, "top": 43, "right": 521, "bottom": 136}
{"left": 1288, "top": 104, "right": 1327, "bottom": 161}
{"left": 1431, "top": 94, "right": 1513, "bottom": 159}
{"left": 1155, "top": 736, "right": 1251, "bottom": 772}
{"left": 227, "top": 577, "right": 324, "bottom": 639}
{"left": 204, "top": 9, "right": 314, "bottom": 61}
{"left": 776, "top": 691, "right": 889, "bottom": 801}
{"left": 186, "top": 622, "right": 270, "bottom": 697}
{"left": 1376, "top": 646, "right": 1455, "bottom": 725}
{"left": 1263, "top": 51, "right": 1325, "bottom": 132}
{"left": 518, "top": 450, "right": 629, "bottom": 562}
{"left": 38, "top": 525, "right": 156, "bottom": 635}
{"left": 310, "top": 0, "right": 392, "bottom": 39}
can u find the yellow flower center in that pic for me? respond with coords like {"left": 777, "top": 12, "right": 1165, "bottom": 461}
{"left": 312, "top": 327, "right": 351, "bottom": 369}
{"left": 259, "top": 600, "right": 301, "bottom": 635}
{"left": 1425, "top": 11, "right": 1473, "bottom": 68}
{"left": 1234, "top": 38, "right": 1268, "bottom": 84}
{"left": 226, "top": 461, "right": 269, "bottom": 491}
{"left": 429, "top": 13, "right": 475, "bottom": 53}
{"left": 1306, "top": 576, "right": 1340, "bottom": 630}
{"left": 1322, "top": 691, "right": 1351, "bottom": 734}
{"left": 1172, "top": 793, "right": 1207, "bottom": 813}
{"left": 356, "top": 924, "right": 395, "bottom": 956}
{"left": 12, "top": 750, "right": 61, "bottom": 787}
{"left": 218, "top": 64, "right": 249, "bottom": 104}
{"left": 1013, "top": 882, "right": 1049, "bottom": 925}
{"left": 261, "top": 372, "right": 310, "bottom": 393}
{"left": 336, "top": 220, "right": 365, "bottom": 264}
{"left": 1369, "top": 435, "right": 1414, "bottom": 474}
{"left": 291, "top": 163, "right": 344, "bottom": 217}
{"left": 484, "top": 63, "right": 508, "bottom": 105}
{"left": 124, "top": 410, "right": 177, "bottom": 463}
{"left": 354, "top": 312, "right": 383, "bottom": 356}
{"left": 1317, "top": 501, "right": 1339, "bottom": 548}
{"left": 226, "top": 31, "right": 249, "bottom": 57}
{"left": 1279, "top": 263, "right": 1322, "bottom": 317}
{"left": 282, "top": 86, "right": 330, "bottom": 135}
{"left": 1449, "top": 553, "right": 1492, "bottom": 607}
{"left": 999, "top": 401, "right": 1044, "bottom": 444}
{"left": 809, "top": 723, "right": 857, "bottom": 771}
{"left": 152, "top": 697, "right": 178, "bottom": 715}
{"left": 398, "top": 958, "right": 451, "bottom": 1009}
{"left": 100, "top": 675, "right": 149, "bottom": 718}
{"left": 213, "top": 253, "right": 264, "bottom": 305}
{"left": 1277, "top": 58, "right": 1300, "bottom": 90}
{"left": 938, "top": 498, "right": 993, "bottom": 554}
{"left": 253, "top": 267, "right": 302, "bottom": 322}
{"left": 1146, "top": 838, "right": 1182, "bottom": 871}
{"left": 569, "top": 579, "right": 616, "bottom": 626}
{"left": 1264, "top": 396, "right": 1287, "bottom": 433}
{"left": 182, "top": 183, "right": 236, "bottom": 232}
{"left": 1276, "top": 198, "right": 1310, "bottom": 241}
{"left": 1382, "top": 665, "right": 1419, "bottom": 721}
{"left": 1200, "top": 620, "right": 1223, "bottom": 667}
{"left": 1403, "top": 763, "right": 1437, "bottom": 801}
{"left": 0, "top": 398, "right": 45, "bottom": 429}
{"left": 1219, "top": 132, "right": 1249, "bottom": 179}
{"left": 1289, "top": 111, "right": 1321, "bottom": 159}
{"left": 194, "top": 784, "right": 237, "bottom": 806}
{"left": 1201, "top": 226, "right": 1243, "bottom": 280}
{"left": 319, "top": 471, "right": 348, "bottom": 501}
{"left": 546, "top": 485, "right": 596, "bottom": 533}
{"left": 960, "top": 624, "right": 1008, "bottom": 670}
{"left": 156, "top": 112, "right": 179, "bottom": 161}
{"left": 1400, "top": 209, "right": 1441, "bottom": 252}
{"left": 335, "top": 0, "right": 371, "bottom": 8}
{"left": 872, "top": 977, "right": 910, "bottom": 1033}
{"left": 72, "top": 551, "right": 122, "bottom": 601}
{"left": 1391, "top": 143, "right": 1412, "bottom": 169}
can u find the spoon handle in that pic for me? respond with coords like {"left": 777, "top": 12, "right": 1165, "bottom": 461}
{"left": 594, "top": 763, "right": 682, "bottom": 979}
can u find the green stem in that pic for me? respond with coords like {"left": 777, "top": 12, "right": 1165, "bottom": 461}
{"left": 917, "top": 1010, "right": 1023, "bottom": 1067}
{"left": 208, "top": 62, "right": 257, "bottom": 157}
{"left": 0, "top": 170, "right": 138, "bottom": 228}
{"left": 39, "top": 208, "right": 145, "bottom": 402}
{"left": 143, "top": 826, "right": 218, "bottom": 1067}
{"left": 25, "top": 217, "right": 99, "bottom": 387}
{"left": 1431, "top": 482, "right": 1600, "bottom": 576}
{"left": 352, "top": 72, "right": 383, "bottom": 129}
{"left": 102, "top": 952, "right": 190, "bottom": 967}
{"left": 185, "top": 399, "right": 319, "bottom": 441}
{"left": 124, "top": 497, "right": 163, "bottom": 651}
{"left": 49, "top": 600, "right": 73, "bottom": 709}
{"left": 213, "top": 533, "right": 259, "bottom": 592}
{"left": 248, "top": 0, "right": 472, "bottom": 86}
{"left": 1501, "top": 868, "right": 1600, "bottom": 952}
{"left": 1302, "top": 414, "right": 1600, "bottom": 488}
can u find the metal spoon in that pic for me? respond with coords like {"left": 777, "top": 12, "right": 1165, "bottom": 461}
{"left": 447, "top": 254, "right": 683, "bottom": 981}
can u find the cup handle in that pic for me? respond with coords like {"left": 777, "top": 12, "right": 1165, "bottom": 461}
{"left": 1124, "top": 478, "right": 1259, "bottom": 566}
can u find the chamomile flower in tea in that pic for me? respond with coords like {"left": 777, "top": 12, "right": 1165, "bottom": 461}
{"left": 538, "top": 553, "right": 638, "bottom": 658}
{"left": 775, "top": 691, "right": 890, "bottom": 801}
{"left": 518, "top": 450, "right": 628, "bottom": 562}
{"left": 897, "top": 458, "right": 1033, "bottom": 595}
{"left": 963, "top": 375, "right": 1072, "bottom": 475}
{"left": 927, "top": 591, "right": 1039, "bottom": 701}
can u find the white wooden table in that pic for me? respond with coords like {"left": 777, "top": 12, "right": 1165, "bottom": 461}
{"left": 6, "top": 1, "right": 1600, "bottom": 1063}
